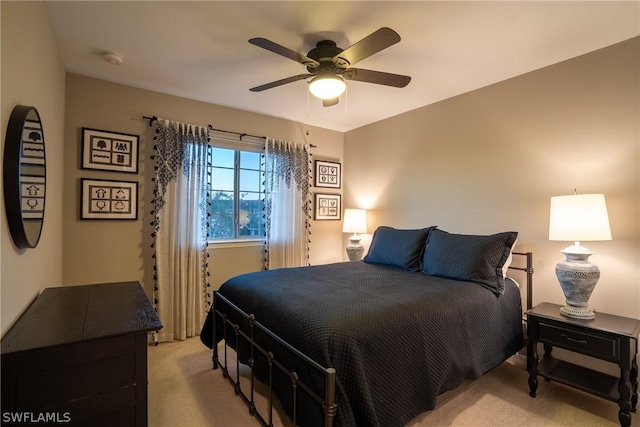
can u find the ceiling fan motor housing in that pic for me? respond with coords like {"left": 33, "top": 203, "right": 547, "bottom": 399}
{"left": 306, "top": 40, "right": 347, "bottom": 73}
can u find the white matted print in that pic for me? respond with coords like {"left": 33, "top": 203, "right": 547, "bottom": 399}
{"left": 81, "top": 178, "right": 138, "bottom": 220}
{"left": 82, "top": 128, "right": 139, "bottom": 173}
{"left": 314, "top": 160, "right": 341, "bottom": 188}
{"left": 314, "top": 193, "right": 341, "bottom": 220}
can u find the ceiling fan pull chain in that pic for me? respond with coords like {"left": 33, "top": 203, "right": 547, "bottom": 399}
{"left": 306, "top": 87, "right": 310, "bottom": 123}
{"left": 344, "top": 87, "right": 348, "bottom": 118}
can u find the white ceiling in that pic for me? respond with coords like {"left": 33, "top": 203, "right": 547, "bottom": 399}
{"left": 47, "top": 1, "right": 639, "bottom": 132}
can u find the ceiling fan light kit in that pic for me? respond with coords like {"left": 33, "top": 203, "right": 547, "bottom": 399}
{"left": 249, "top": 27, "right": 411, "bottom": 107}
{"left": 309, "top": 74, "right": 346, "bottom": 100}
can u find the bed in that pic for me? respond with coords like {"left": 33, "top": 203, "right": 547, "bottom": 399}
{"left": 200, "top": 227, "right": 533, "bottom": 427}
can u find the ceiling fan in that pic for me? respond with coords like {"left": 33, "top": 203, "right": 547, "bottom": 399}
{"left": 248, "top": 27, "right": 411, "bottom": 107}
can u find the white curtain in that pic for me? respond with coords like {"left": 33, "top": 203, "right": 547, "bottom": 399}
{"left": 152, "top": 119, "right": 210, "bottom": 343}
{"left": 264, "top": 137, "right": 312, "bottom": 270}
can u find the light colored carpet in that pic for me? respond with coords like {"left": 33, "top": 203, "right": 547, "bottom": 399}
{"left": 148, "top": 337, "right": 634, "bottom": 427}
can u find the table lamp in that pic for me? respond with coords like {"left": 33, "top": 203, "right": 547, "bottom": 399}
{"left": 549, "top": 193, "right": 612, "bottom": 319}
{"left": 342, "top": 209, "right": 367, "bottom": 261}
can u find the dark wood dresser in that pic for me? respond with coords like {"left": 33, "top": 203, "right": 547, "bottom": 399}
{"left": 1, "top": 281, "right": 162, "bottom": 426}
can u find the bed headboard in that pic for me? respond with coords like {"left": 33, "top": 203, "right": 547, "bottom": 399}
{"left": 509, "top": 251, "right": 534, "bottom": 310}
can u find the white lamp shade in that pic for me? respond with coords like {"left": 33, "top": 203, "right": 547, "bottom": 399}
{"left": 342, "top": 209, "right": 367, "bottom": 234}
{"left": 309, "top": 75, "right": 346, "bottom": 100}
{"left": 549, "top": 194, "right": 612, "bottom": 241}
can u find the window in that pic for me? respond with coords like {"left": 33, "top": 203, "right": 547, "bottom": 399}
{"left": 207, "top": 146, "right": 265, "bottom": 241}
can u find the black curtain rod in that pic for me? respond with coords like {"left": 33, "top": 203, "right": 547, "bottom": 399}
{"left": 143, "top": 115, "right": 315, "bottom": 148}
{"left": 142, "top": 115, "right": 264, "bottom": 140}
{"left": 208, "top": 126, "right": 265, "bottom": 141}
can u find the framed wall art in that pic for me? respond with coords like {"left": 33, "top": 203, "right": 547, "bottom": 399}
{"left": 314, "top": 193, "right": 341, "bottom": 220}
{"left": 81, "top": 178, "right": 138, "bottom": 220}
{"left": 314, "top": 160, "right": 341, "bottom": 188}
{"left": 82, "top": 127, "right": 139, "bottom": 173}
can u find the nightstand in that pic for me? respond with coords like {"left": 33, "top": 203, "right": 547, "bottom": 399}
{"left": 526, "top": 302, "right": 640, "bottom": 427}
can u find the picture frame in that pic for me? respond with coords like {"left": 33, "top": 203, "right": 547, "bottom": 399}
{"left": 314, "top": 193, "right": 341, "bottom": 220}
{"left": 314, "top": 160, "right": 341, "bottom": 188}
{"left": 81, "top": 178, "right": 138, "bottom": 220}
{"left": 82, "top": 127, "right": 139, "bottom": 173}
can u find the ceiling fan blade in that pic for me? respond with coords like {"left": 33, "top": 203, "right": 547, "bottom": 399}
{"left": 343, "top": 68, "right": 411, "bottom": 88}
{"left": 322, "top": 98, "right": 339, "bottom": 107}
{"left": 250, "top": 74, "right": 312, "bottom": 92}
{"left": 336, "top": 27, "right": 401, "bottom": 66}
{"left": 249, "top": 38, "right": 320, "bottom": 68}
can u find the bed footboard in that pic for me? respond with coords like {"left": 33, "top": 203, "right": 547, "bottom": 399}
{"left": 212, "top": 292, "right": 337, "bottom": 427}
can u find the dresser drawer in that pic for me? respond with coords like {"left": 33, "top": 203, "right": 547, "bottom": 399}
{"left": 538, "top": 321, "right": 619, "bottom": 362}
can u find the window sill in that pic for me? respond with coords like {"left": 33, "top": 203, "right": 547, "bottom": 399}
{"left": 207, "top": 239, "right": 265, "bottom": 249}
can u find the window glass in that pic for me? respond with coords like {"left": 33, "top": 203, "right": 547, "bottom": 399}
{"left": 211, "top": 168, "right": 234, "bottom": 192}
{"left": 240, "top": 169, "right": 260, "bottom": 192}
{"left": 209, "top": 191, "right": 234, "bottom": 239}
{"left": 240, "top": 151, "right": 260, "bottom": 170}
{"left": 211, "top": 147, "right": 234, "bottom": 167}
{"left": 208, "top": 147, "right": 265, "bottom": 241}
{"left": 239, "top": 192, "right": 263, "bottom": 237}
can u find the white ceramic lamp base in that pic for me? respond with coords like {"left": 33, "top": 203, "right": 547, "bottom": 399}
{"left": 346, "top": 234, "right": 364, "bottom": 261}
{"left": 555, "top": 245, "right": 599, "bottom": 320}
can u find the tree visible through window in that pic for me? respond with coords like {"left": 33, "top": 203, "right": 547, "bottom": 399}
{"left": 207, "top": 146, "right": 265, "bottom": 240}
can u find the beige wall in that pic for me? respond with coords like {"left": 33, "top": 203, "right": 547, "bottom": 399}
{"left": 344, "top": 37, "right": 640, "bottom": 320}
{"left": 1, "top": 2, "right": 66, "bottom": 335}
{"left": 63, "top": 74, "right": 344, "bottom": 296}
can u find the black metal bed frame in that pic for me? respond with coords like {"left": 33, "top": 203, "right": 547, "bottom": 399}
{"left": 211, "top": 251, "right": 534, "bottom": 427}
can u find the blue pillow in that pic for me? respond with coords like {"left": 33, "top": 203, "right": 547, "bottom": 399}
{"left": 363, "top": 226, "right": 436, "bottom": 271}
{"left": 422, "top": 229, "right": 518, "bottom": 295}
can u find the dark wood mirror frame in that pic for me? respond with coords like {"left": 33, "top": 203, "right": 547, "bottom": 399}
{"left": 3, "top": 105, "right": 46, "bottom": 249}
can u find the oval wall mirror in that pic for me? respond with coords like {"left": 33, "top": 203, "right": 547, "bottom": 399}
{"left": 3, "top": 105, "right": 46, "bottom": 249}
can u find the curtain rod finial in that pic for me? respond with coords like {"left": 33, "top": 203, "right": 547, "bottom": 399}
{"left": 143, "top": 115, "right": 158, "bottom": 127}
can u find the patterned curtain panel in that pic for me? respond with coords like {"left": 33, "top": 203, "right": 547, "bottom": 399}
{"left": 264, "top": 138, "right": 312, "bottom": 269}
{"left": 151, "top": 119, "right": 210, "bottom": 343}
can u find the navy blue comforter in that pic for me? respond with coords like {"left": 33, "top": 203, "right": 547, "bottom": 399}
{"left": 200, "top": 261, "right": 523, "bottom": 427}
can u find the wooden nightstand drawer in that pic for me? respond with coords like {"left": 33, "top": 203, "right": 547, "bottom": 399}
{"left": 539, "top": 321, "right": 619, "bottom": 361}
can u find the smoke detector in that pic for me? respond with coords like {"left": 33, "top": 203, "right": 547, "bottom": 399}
{"left": 103, "top": 52, "right": 124, "bottom": 66}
